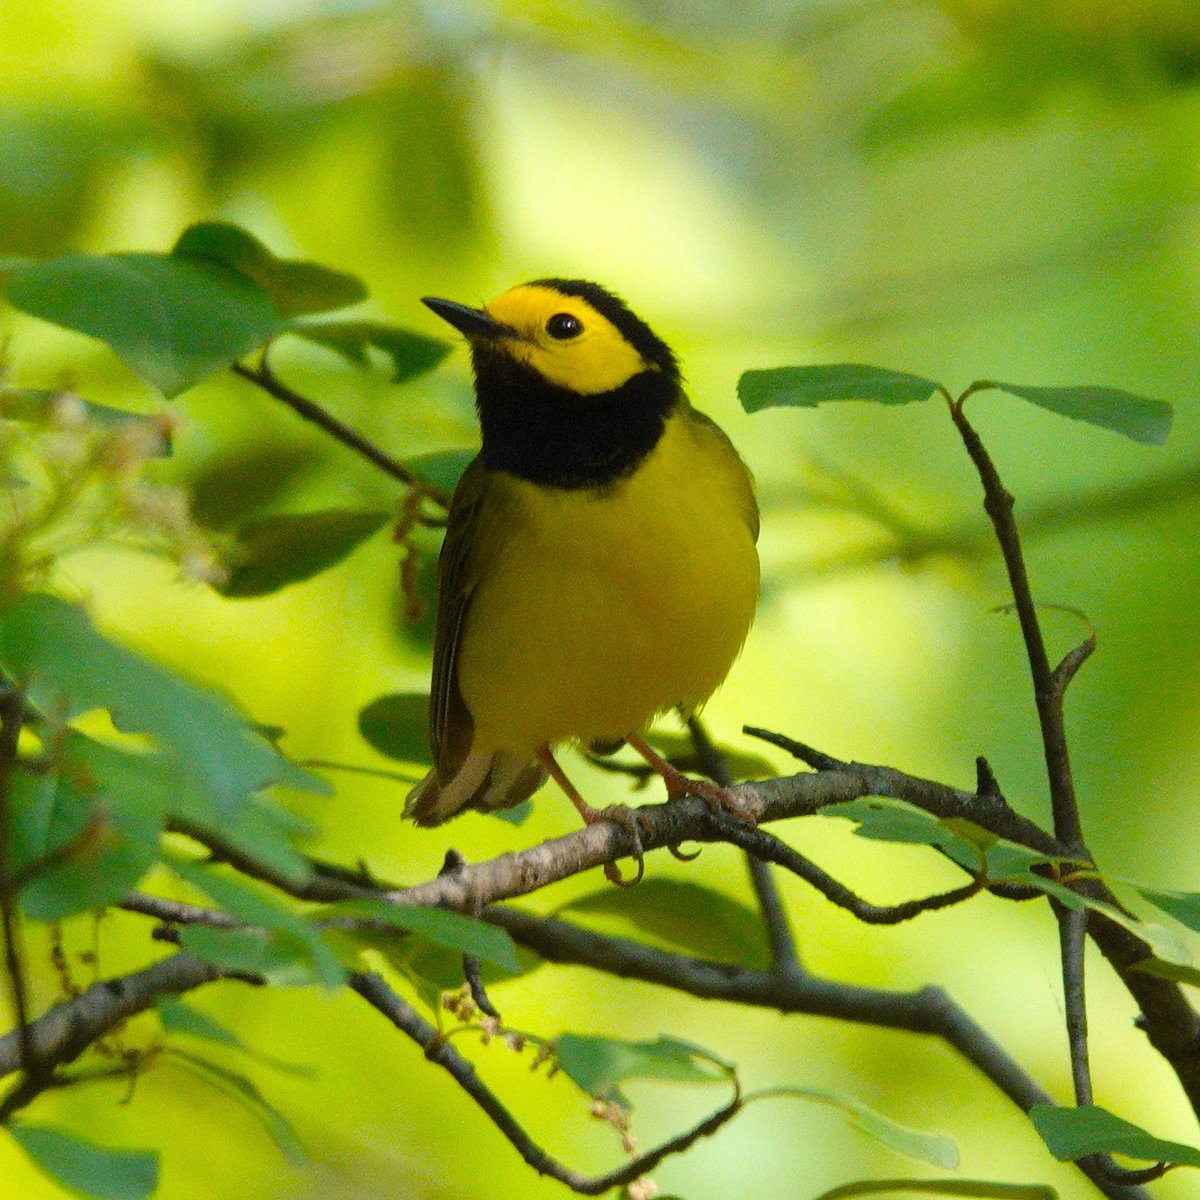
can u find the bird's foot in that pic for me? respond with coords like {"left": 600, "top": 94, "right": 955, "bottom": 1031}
{"left": 581, "top": 803, "right": 651, "bottom": 888}
{"left": 627, "top": 734, "right": 757, "bottom": 824}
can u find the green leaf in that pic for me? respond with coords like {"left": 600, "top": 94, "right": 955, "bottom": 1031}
{"left": 171, "top": 860, "right": 344, "bottom": 988}
{"left": 173, "top": 222, "right": 365, "bottom": 320}
{"left": 738, "top": 364, "right": 942, "bottom": 413}
{"left": 560, "top": 879, "right": 769, "bottom": 967}
{"left": 319, "top": 899, "right": 519, "bottom": 972}
{"left": 753, "top": 1087, "right": 958, "bottom": 1169}
{"left": 12, "top": 734, "right": 166, "bottom": 919}
{"left": 7, "top": 1123, "right": 158, "bottom": 1200}
{"left": 402, "top": 448, "right": 476, "bottom": 497}
{"left": 219, "top": 509, "right": 389, "bottom": 598}
{"left": 3, "top": 251, "right": 279, "bottom": 397}
{"left": 489, "top": 800, "right": 532, "bottom": 826}
{"left": 176, "top": 925, "right": 330, "bottom": 988}
{"left": 814, "top": 1180, "right": 1057, "bottom": 1200}
{"left": 288, "top": 320, "right": 450, "bottom": 383}
{"left": 167, "top": 1048, "right": 305, "bottom": 1166}
{"left": 820, "top": 797, "right": 981, "bottom": 863}
{"left": 984, "top": 382, "right": 1173, "bottom": 446}
{"left": 0, "top": 592, "right": 290, "bottom": 812}
{"left": 555, "top": 1034, "right": 733, "bottom": 1109}
{"left": 155, "top": 997, "right": 312, "bottom": 1076}
{"left": 1136, "top": 886, "right": 1200, "bottom": 933}
{"left": 1029, "top": 1103, "right": 1200, "bottom": 1168}
{"left": 1131, "top": 955, "right": 1200, "bottom": 988}
{"left": 358, "top": 693, "right": 431, "bottom": 765}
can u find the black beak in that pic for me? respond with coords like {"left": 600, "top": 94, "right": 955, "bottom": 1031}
{"left": 422, "top": 297, "right": 516, "bottom": 341}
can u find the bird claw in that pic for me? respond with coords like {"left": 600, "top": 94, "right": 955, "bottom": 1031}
{"left": 667, "top": 842, "right": 702, "bottom": 862}
{"left": 589, "top": 804, "right": 648, "bottom": 887}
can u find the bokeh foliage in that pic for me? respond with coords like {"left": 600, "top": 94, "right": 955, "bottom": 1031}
{"left": 2, "top": 1, "right": 1200, "bottom": 1198}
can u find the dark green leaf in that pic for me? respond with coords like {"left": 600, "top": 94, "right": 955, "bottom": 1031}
{"left": 358, "top": 693, "right": 431, "bottom": 765}
{"left": 0, "top": 592, "right": 292, "bottom": 812}
{"left": 560, "top": 879, "right": 768, "bottom": 967}
{"left": 555, "top": 1034, "right": 733, "bottom": 1108}
{"left": 820, "top": 797, "right": 979, "bottom": 860}
{"left": 219, "top": 509, "right": 389, "bottom": 598}
{"left": 8, "top": 1123, "right": 158, "bottom": 1200}
{"left": 320, "top": 899, "right": 519, "bottom": 972}
{"left": 402, "top": 448, "right": 475, "bottom": 496}
{"left": 177, "top": 925, "right": 333, "bottom": 988}
{"left": 815, "top": 1180, "right": 1056, "bottom": 1200}
{"left": 168, "top": 1048, "right": 305, "bottom": 1166}
{"left": 985, "top": 382, "right": 1173, "bottom": 446}
{"left": 173, "top": 222, "right": 366, "bottom": 320}
{"left": 187, "top": 441, "right": 325, "bottom": 532}
{"left": 739, "top": 364, "right": 942, "bottom": 413}
{"left": 157, "top": 996, "right": 242, "bottom": 1048}
{"left": 13, "top": 734, "right": 165, "bottom": 919}
{"left": 1136, "top": 886, "right": 1200, "bottom": 933}
{"left": 289, "top": 320, "right": 450, "bottom": 383}
{"left": 1131, "top": 956, "right": 1200, "bottom": 988}
{"left": 753, "top": 1087, "right": 958, "bottom": 1169}
{"left": 172, "top": 860, "right": 344, "bottom": 988}
{"left": 1029, "top": 1104, "right": 1200, "bottom": 1168}
{"left": 4, "top": 251, "right": 279, "bottom": 397}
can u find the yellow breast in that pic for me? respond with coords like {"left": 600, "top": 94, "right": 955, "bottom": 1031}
{"left": 457, "top": 406, "right": 759, "bottom": 757}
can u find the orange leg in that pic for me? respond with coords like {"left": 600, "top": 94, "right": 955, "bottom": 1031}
{"left": 536, "top": 746, "right": 647, "bottom": 886}
{"left": 627, "top": 734, "right": 757, "bottom": 823}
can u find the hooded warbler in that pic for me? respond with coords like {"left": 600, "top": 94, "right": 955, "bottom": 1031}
{"left": 406, "top": 279, "right": 759, "bottom": 875}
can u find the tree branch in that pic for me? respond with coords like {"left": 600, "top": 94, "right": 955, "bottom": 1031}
{"left": 487, "top": 907, "right": 1150, "bottom": 1200}
{"left": 350, "top": 970, "right": 744, "bottom": 1195}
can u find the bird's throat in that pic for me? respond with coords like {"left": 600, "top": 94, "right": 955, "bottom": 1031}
{"left": 471, "top": 349, "right": 678, "bottom": 490}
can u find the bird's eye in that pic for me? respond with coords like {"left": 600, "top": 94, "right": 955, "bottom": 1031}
{"left": 545, "top": 312, "right": 583, "bottom": 340}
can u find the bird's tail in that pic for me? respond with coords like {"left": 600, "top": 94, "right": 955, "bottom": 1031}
{"left": 404, "top": 751, "right": 547, "bottom": 827}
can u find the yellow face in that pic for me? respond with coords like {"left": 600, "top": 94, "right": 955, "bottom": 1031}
{"left": 482, "top": 284, "right": 654, "bottom": 395}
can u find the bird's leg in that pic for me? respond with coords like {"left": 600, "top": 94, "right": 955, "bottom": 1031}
{"left": 627, "top": 733, "right": 757, "bottom": 823}
{"left": 536, "top": 746, "right": 646, "bottom": 887}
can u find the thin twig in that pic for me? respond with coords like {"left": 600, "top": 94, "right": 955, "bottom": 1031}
{"left": 231, "top": 358, "right": 447, "bottom": 504}
{"left": 0, "top": 686, "right": 31, "bottom": 1074}
{"left": 946, "top": 393, "right": 1084, "bottom": 853}
{"left": 711, "top": 819, "right": 986, "bottom": 924}
{"left": 350, "top": 970, "right": 743, "bottom": 1195}
{"left": 1058, "top": 906, "right": 1092, "bottom": 1107}
{"left": 487, "top": 907, "right": 1149, "bottom": 1200}
{"left": 687, "top": 716, "right": 803, "bottom": 976}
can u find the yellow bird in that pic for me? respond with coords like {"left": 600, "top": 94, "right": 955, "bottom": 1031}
{"left": 406, "top": 279, "right": 759, "bottom": 875}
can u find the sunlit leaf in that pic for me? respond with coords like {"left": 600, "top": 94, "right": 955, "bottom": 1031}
{"left": 0, "top": 592, "right": 289, "bottom": 811}
{"left": 172, "top": 859, "right": 344, "bottom": 988}
{"left": 168, "top": 1048, "right": 306, "bottom": 1166}
{"left": 1130, "top": 955, "right": 1200, "bottom": 988}
{"left": 1029, "top": 1103, "right": 1200, "bottom": 1167}
{"left": 560, "top": 879, "right": 769, "bottom": 966}
{"left": 156, "top": 997, "right": 312, "bottom": 1075}
{"left": 753, "top": 1086, "right": 958, "bottom": 1168}
{"left": 739, "top": 364, "right": 942, "bottom": 413}
{"left": 289, "top": 319, "right": 450, "bottom": 383}
{"left": 3, "top": 250, "right": 279, "bottom": 397}
{"left": 219, "top": 509, "right": 389, "bottom": 598}
{"left": 319, "top": 899, "right": 519, "bottom": 972}
{"left": 984, "top": 381, "right": 1173, "bottom": 446}
{"left": 174, "top": 221, "right": 365, "bottom": 319}
{"left": 555, "top": 1034, "right": 733, "bottom": 1108}
{"left": 13, "top": 734, "right": 165, "bottom": 919}
{"left": 358, "top": 693, "right": 431, "bottom": 765}
{"left": 7, "top": 1123, "right": 158, "bottom": 1200}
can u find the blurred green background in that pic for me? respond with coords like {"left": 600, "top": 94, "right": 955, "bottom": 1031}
{"left": 3, "top": 0, "right": 1200, "bottom": 1196}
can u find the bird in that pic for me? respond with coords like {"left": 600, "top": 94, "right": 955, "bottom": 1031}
{"left": 405, "top": 278, "right": 760, "bottom": 882}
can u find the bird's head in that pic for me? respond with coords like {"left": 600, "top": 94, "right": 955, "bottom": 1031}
{"left": 422, "top": 279, "right": 678, "bottom": 397}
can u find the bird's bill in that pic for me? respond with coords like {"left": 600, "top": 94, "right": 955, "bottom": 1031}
{"left": 422, "top": 297, "right": 517, "bottom": 341}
